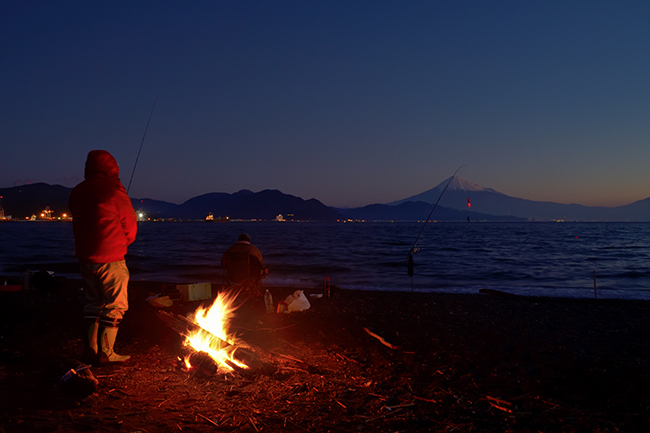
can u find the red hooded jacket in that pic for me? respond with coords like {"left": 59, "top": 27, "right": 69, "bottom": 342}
{"left": 69, "top": 150, "right": 138, "bottom": 263}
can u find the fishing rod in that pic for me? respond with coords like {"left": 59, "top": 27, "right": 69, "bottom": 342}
{"left": 407, "top": 165, "right": 465, "bottom": 285}
{"left": 127, "top": 94, "right": 158, "bottom": 194}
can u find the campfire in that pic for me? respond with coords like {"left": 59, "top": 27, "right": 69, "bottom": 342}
{"left": 181, "top": 290, "right": 247, "bottom": 372}
{"left": 157, "top": 291, "right": 280, "bottom": 375}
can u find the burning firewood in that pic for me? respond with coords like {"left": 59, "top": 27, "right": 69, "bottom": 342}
{"left": 156, "top": 310, "right": 276, "bottom": 375}
{"left": 157, "top": 309, "right": 325, "bottom": 376}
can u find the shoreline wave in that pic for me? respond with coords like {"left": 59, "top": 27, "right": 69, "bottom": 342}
{"left": 3, "top": 221, "right": 650, "bottom": 301}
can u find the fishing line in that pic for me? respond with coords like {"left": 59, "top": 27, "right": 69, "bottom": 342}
{"left": 127, "top": 94, "right": 158, "bottom": 194}
{"left": 407, "top": 165, "right": 465, "bottom": 284}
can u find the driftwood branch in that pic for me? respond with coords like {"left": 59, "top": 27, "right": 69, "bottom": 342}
{"left": 485, "top": 395, "right": 513, "bottom": 413}
{"left": 364, "top": 328, "right": 401, "bottom": 350}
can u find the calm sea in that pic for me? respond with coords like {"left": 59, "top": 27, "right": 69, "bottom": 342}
{"left": 1, "top": 221, "right": 650, "bottom": 300}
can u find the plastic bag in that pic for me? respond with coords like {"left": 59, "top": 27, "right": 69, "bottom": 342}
{"left": 282, "top": 290, "right": 310, "bottom": 313}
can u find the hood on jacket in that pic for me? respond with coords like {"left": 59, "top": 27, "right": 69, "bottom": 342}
{"left": 84, "top": 150, "right": 120, "bottom": 180}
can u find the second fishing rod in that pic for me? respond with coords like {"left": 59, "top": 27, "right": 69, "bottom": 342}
{"left": 407, "top": 165, "right": 465, "bottom": 287}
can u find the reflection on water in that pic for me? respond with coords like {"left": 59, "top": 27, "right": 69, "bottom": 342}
{"left": 2, "top": 221, "right": 650, "bottom": 300}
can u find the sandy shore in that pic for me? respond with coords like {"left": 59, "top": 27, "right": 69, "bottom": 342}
{"left": 1, "top": 279, "right": 649, "bottom": 432}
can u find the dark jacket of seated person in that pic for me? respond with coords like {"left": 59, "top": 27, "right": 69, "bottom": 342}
{"left": 221, "top": 234, "right": 266, "bottom": 283}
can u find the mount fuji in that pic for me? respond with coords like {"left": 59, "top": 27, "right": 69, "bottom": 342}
{"left": 380, "top": 176, "right": 650, "bottom": 221}
{"left": 389, "top": 177, "right": 503, "bottom": 206}
{"left": 336, "top": 177, "right": 524, "bottom": 222}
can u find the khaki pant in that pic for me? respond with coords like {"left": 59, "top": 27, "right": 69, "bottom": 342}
{"left": 80, "top": 261, "right": 130, "bottom": 324}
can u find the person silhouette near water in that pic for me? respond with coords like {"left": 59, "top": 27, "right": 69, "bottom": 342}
{"left": 69, "top": 150, "right": 137, "bottom": 364}
{"left": 221, "top": 233, "right": 268, "bottom": 294}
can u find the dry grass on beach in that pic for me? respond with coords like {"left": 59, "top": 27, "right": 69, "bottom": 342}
{"left": 1, "top": 279, "right": 650, "bottom": 432}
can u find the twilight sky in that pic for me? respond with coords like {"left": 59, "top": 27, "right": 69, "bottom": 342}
{"left": 2, "top": 1, "right": 649, "bottom": 208}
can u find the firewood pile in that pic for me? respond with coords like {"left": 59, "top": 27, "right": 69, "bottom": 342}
{"left": 156, "top": 309, "right": 320, "bottom": 376}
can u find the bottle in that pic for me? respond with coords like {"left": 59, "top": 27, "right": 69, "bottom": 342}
{"left": 324, "top": 276, "right": 331, "bottom": 298}
{"left": 264, "top": 289, "right": 274, "bottom": 314}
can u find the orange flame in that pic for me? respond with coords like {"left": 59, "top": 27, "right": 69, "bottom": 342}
{"left": 182, "top": 290, "right": 248, "bottom": 372}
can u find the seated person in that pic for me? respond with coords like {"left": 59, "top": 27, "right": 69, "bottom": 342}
{"left": 221, "top": 233, "right": 268, "bottom": 291}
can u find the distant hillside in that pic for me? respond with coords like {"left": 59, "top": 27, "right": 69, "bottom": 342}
{"left": 171, "top": 189, "right": 342, "bottom": 221}
{"left": 610, "top": 197, "right": 650, "bottom": 221}
{"left": 0, "top": 184, "right": 342, "bottom": 221}
{"left": 0, "top": 183, "right": 72, "bottom": 219}
{"left": 336, "top": 201, "right": 525, "bottom": 222}
{"left": 4, "top": 179, "right": 650, "bottom": 222}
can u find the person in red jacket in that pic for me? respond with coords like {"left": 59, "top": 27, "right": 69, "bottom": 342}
{"left": 69, "top": 150, "right": 138, "bottom": 364}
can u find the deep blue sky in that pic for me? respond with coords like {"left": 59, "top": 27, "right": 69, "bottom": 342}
{"left": 2, "top": 1, "right": 649, "bottom": 208}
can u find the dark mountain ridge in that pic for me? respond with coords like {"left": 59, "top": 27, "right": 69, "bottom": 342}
{"left": 0, "top": 184, "right": 342, "bottom": 221}
{"left": 172, "top": 189, "right": 342, "bottom": 221}
{"left": 3, "top": 178, "right": 650, "bottom": 222}
{"left": 335, "top": 200, "right": 524, "bottom": 222}
{"left": 0, "top": 183, "right": 72, "bottom": 219}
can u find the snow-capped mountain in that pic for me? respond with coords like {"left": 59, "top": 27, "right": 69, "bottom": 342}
{"left": 386, "top": 176, "right": 650, "bottom": 221}
{"left": 388, "top": 176, "right": 503, "bottom": 205}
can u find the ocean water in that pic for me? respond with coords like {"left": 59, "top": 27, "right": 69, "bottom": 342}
{"left": 1, "top": 221, "right": 650, "bottom": 300}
